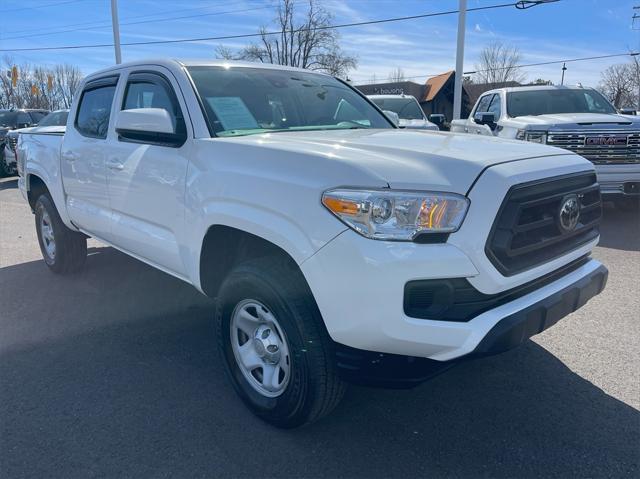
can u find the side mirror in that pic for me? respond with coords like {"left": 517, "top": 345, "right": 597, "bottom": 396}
{"left": 17, "top": 123, "right": 30, "bottom": 129}
{"left": 115, "top": 108, "right": 175, "bottom": 135}
{"left": 383, "top": 110, "right": 400, "bottom": 127}
{"left": 473, "top": 111, "right": 496, "bottom": 128}
{"left": 619, "top": 108, "right": 637, "bottom": 116}
{"left": 428, "top": 114, "right": 446, "bottom": 127}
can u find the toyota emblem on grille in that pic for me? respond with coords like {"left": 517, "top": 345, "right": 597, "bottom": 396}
{"left": 558, "top": 194, "right": 580, "bottom": 232}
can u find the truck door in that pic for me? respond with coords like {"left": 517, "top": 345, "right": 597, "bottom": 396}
{"left": 105, "top": 69, "right": 191, "bottom": 276}
{"left": 61, "top": 75, "right": 118, "bottom": 239}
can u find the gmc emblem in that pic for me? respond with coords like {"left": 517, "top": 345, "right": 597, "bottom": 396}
{"left": 585, "top": 135, "right": 628, "bottom": 146}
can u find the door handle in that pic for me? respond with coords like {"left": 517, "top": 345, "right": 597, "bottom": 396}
{"left": 62, "top": 152, "right": 79, "bottom": 162}
{"left": 106, "top": 159, "right": 124, "bottom": 171}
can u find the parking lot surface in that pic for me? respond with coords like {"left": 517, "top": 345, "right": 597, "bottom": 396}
{"left": 0, "top": 176, "right": 638, "bottom": 478}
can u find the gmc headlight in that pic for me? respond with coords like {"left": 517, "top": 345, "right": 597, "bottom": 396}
{"left": 516, "top": 129, "right": 547, "bottom": 144}
{"left": 322, "top": 188, "right": 469, "bottom": 240}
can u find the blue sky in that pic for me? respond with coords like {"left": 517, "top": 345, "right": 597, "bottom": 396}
{"left": 0, "top": 0, "right": 637, "bottom": 87}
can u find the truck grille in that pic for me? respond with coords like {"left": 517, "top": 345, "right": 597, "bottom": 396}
{"left": 7, "top": 136, "right": 17, "bottom": 151}
{"left": 486, "top": 173, "right": 601, "bottom": 276}
{"left": 547, "top": 130, "right": 640, "bottom": 164}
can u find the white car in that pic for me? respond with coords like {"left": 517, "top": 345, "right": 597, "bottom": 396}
{"left": 451, "top": 85, "right": 640, "bottom": 208}
{"left": 18, "top": 60, "right": 607, "bottom": 427}
{"left": 368, "top": 94, "right": 440, "bottom": 130}
{"left": 4, "top": 110, "right": 69, "bottom": 176}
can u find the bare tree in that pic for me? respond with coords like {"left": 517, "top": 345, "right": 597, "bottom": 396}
{"left": 387, "top": 67, "right": 405, "bottom": 82}
{"left": 216, "top": 0, "right": 357, "bottom": 78}
{"left": 53, "top": 64, "right": 83, "bottom": 109}
{"left": 0, "top": 57, "right": 82, "bottom": 110}
{"left": 598, "top": 63, "right": 637, "bottom": 108}
{"left": 473, "top": 41, "right": 526, "bottom": 85}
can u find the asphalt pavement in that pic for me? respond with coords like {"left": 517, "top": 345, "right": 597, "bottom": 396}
{"left": 0, "top": 176, "right": 638, "bottom": 478}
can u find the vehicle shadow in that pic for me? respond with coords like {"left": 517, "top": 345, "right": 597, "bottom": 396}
{"left": 0, "top": 248, "right": 638, "bottom": 478}
{"left": 597, "top": 201, "right": 640, "bottom": 252}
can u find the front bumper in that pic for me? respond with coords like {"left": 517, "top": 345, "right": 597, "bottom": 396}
{"left": 3, "top": 144, "right": 16, "bottom": 167}
{"left": 595, "top": 164, "right": 640, "bottom": 196}
{"left": 302, "top": 227, "right": 607, "bottom": 361}
{"left": 331, "top": 260, "right": 607, "bottom": 388}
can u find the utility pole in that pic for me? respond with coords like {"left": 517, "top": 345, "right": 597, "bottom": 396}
{"left": 634, "top": 7, "right": 640, "bottom": 110}
{"left": 111, "top": 0, "right": 122, "bottom": 64}
{"left": 560, "top": 62, "right": 567, "bottom": 85}
{"left": 453, "top": 0, "right": 467, "bottom": 120}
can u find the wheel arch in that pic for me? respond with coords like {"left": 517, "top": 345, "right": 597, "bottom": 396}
{"left": 26, "top": 173, "right": 50, "bottom": 211}
{"left": 199, "top": 224, "right": 309, "bottom": 299}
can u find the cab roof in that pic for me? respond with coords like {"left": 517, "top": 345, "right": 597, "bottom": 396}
{"left": 85, "top": 58, "right": 333, "bottom": 81}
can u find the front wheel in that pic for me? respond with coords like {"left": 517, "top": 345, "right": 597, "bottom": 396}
{"left": 35, "top": 194, "right": 87, "bottom": 274}
{"left": 215, "top": 257, "right": 345, "bottom": 428}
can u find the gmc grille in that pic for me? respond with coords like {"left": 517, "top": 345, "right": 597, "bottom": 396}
{"left": 547, "top": 130, "right": 640, "bottom": 165}
{"left": 486, "top": 173, "right": 601, "bottom": 276}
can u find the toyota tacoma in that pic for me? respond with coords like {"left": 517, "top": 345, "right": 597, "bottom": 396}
{"left": 17, "top": 60, "right": 608, "bottom": 428}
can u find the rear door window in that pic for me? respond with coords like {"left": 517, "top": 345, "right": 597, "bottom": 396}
{"left": 75, "top": 77, "right": 118, "bottom": 139}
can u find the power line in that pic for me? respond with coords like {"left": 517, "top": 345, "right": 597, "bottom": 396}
{"left": 463, "top": 52, "right": 640, "bottom": 74}
{"left": 352, "top": 52, "right": 638, "bottom": 85}
{"left": 2, "top": 0, "right": 289, "bottom": 41}
{"left": 3, "top": 0, "right": 92, "bottom": 14}
{"left": 0, "top": 1, "right": 529, "bottom": 52}
{"left": 2, "top": 1, "right": 234, "bottom": 36}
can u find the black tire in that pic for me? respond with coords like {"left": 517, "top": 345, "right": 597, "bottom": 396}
{"left": 0, "top": 147, "right": 11, "bottom": 177}
{"left": 215, "top": 256, "right": 346, "bottom": 428}
{"left": 34, "top": 193, "right": 87, "bottom": 274}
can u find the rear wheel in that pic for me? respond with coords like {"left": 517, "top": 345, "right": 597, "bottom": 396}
{"left": 215, "top": 257, "right": 345, "bottom": 428}
{"left": 35, "top": 194, "right": 87, "bottom": 274}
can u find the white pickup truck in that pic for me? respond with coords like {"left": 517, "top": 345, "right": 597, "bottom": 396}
{"left": 367, "top": 94, "right": 440, "bottom": 130}
{"left": 18, "top": 59, "right": 608, "bottom": 428}
{"left": 451, "top": 85, "right": 640, "bottom": 208}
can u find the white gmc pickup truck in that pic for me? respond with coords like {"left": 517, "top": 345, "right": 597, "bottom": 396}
{"left": 18, "top": 59, "right": 608, "bottom": 428}
{"left": 451, "top": 85, "right": 640, "bottom": 208}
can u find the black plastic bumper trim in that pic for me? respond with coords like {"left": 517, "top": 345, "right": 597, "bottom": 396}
{"left": 470, "top": 263, "right": 608, "bottom": 357}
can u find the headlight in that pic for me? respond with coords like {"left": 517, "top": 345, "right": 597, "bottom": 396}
{"left": 516, "top": 129, "right": 547, "bottom": 144}
{"left": 322, "top": 188, "right": 469, "bottom": 241}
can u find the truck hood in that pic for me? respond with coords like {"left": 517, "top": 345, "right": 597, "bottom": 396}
{"left": 222, "top": 129, "right": 573, "bottom": 193}
{"left": 509, "top": 112, "right": 640, "bottom": 128}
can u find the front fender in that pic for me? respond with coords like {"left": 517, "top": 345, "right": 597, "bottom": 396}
{"left": 183, "top": 198, "right": 346, "bottom": 291}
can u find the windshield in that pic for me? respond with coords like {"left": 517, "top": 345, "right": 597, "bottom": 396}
{"left": 187, "top": 66, "right": 392, "bottom": 137}
{"left": 0, "top": 111, "right": 17, "bottom": 128}
{"left": 507, "top": 89, "right": 617, "bottom": 117}
{"left": 369, "top": 97, "right": 425, "bottom": 120}
{"left": 38, "top": 110, "right": 69, "bottom": 127}
{"left": 29, "top": 111, "right": 47, "bottom": 123}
